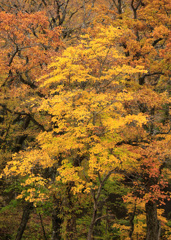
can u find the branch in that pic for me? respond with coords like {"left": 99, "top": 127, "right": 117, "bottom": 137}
{"left": 18, "top": 72, "right": 37, "bottom": 89}
{"left": 94, "top": 214, "right": 115, "bottom": 223}
{"left": 0, "top": 103, "right": 45, "bottom": 131}
{"left": 29, "top": 114, "right": 45, "bottom": 131}
{"left": 152, "top": 38, "right": 163, "bottom": 47}
{"left": 8, "top": 46, "right": 19, "bottom": 66}
{"left": 39, "top": 213, "right": 48, "bottom": 240}
{"left": 95, "top": 170, "right": 115, "bottom": 202}
{"left": 97, "top": 171, "right": 102, "bottom": 184}
{"left": 60, "top": 0, "right": 70, "bottom": 26}
{"left": 131, "top": 0, "right": 142, "bottom": 19}
{"left": 139, "top": 72, "right": 164, "bottom": 85}
{"left": 41, "top": 0, "right": 47, "bottom": 6}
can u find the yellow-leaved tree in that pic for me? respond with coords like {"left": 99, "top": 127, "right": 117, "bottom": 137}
{"left": 2, "top": 24, "right": 149, "bottom": 239}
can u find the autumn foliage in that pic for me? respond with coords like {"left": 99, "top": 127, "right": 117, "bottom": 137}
{"left": 0, "top": 1, "right": 171, "bottom": 240}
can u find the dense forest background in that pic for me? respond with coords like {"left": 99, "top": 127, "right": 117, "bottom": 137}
{"left": 0, "top": 0, "right": 171, "bottom": 239}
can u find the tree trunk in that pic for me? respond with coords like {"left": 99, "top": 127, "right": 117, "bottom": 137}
{"left": 87, "top": 171, "right": 114, "bottom": 240}
{"left": 145, "top": 200, "right": 161, "bottom": 240}
{"left": 39, "top": 213, "right": 48, "bottom": 240}
{"left": 129, "top": 203, "right": 136, "bottom": 239}
{"left": 15, "top": 202, "right": 33, "bottom": 240}
{"left": 51, "top": 206, "right": 62, "bottom": 240}
{"left": 87, "top": 203, "right": 97, "bottom": 240}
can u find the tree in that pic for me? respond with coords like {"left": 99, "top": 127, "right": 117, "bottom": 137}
{"left": 2, "top": 24, "right": 148, "bottom": 239}
{"left": 1, "top": 0, "right": 171, "bottom": 239}
{"left": 0, "top": 9, "right": 61, "bottom": 240}
{"left": 90, "top": 1, "right": 171, "bottom": 238}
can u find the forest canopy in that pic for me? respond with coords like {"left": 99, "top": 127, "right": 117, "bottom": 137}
{"left": 0, "top": 1, "right": 171, "bottom": 240}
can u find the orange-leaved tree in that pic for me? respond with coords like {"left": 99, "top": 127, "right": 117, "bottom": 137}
{"left": 0, "top": 9, "right": 61, "bottom": 240}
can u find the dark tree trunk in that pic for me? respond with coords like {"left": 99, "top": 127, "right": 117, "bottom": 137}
{"left": 117, "top": 0, "right": 122, "bottom": 15}
{"left": 145, "top": 200, "right": 161, "bottom": 240}
{"left": 15, "top": 202, "right": 33, "bottom": 240}
{"left": 129, "top": 203, "right": 136, "bottom": 239}
{"left": 51, "top": 205, "right": 62, "bottom": 240}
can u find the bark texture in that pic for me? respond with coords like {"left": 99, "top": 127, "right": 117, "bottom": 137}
{"left": 145, "top": 200, "right": 161, "bottom": 240}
